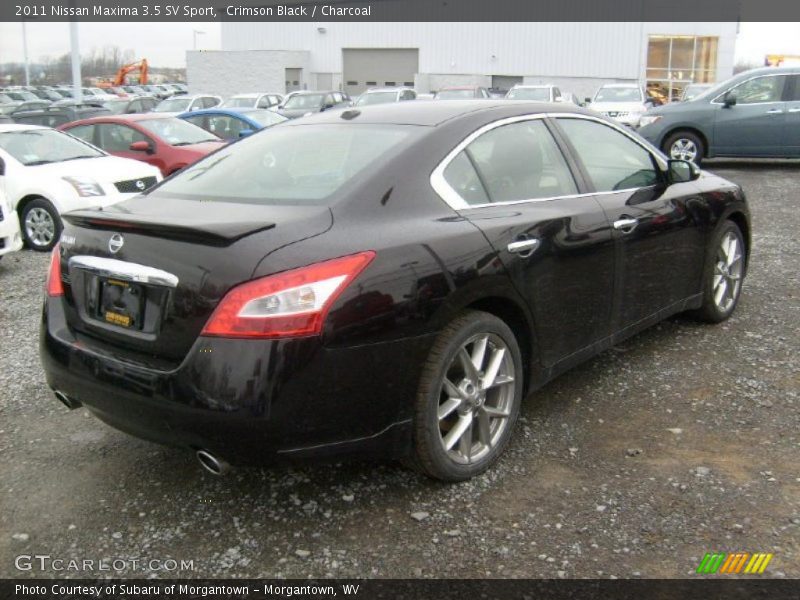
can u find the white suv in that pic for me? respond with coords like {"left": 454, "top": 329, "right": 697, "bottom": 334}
{"left": 0, "top": 187, "right": 23, "bottom": 259}
{"left": 587, "top": 83, "right": 653, "bottom": 128}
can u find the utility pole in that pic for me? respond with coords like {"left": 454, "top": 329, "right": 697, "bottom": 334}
{"left": 22, "top": 21, "right": 31, "bottom": 86}
{"left": 70, "top": 21, "right": 82, "bottom": 102}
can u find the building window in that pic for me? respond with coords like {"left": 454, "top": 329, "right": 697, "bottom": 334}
{"left": 646, "top": 35, "right": 718, "bottom": 103}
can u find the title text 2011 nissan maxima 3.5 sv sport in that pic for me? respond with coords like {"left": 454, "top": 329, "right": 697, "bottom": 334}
{"left": 40, "top": 101, "right": 750, "bottom": 481}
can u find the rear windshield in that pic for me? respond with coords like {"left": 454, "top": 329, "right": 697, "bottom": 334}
{"left": 506, "top": 88, "right": 551, "bottom": 101}
{"left": 138, "top": 117, "right": 220, "bottom": 145}
{"left": 283, "top": 94, "right": 325, "bottom": 110}
{"left": 154, "top": 124, "right": 418, "bottom": 205}
{"left": 355, "top": 92, "right": 397, "bottom": 106}
{"left": 436, "top": 89, "right": 476, "bottom": 99}
{"left": 154, "top": 98, "right": 192, "bottom": 112}
{"left": 222, "top": 97, "right": 255, "bottom": 108}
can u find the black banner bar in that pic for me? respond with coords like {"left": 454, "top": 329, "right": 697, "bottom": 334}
{"left": 4, "top": 0, "right": 800, "bottom": 22}
{"left": 3, "top": 579, "right": 800, "bottom": 600}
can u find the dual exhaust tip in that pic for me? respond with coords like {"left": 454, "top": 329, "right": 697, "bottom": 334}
{"left": 196, "top": 449, "right": 231, "bottom": 476}
{"left": 55, "top": 390, "right": 230, "bottom": 477}
{"left": 54, "top": 390, "right": 81, "bottom": 410}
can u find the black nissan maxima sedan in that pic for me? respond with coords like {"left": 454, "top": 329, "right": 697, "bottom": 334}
{"left": 40, "top": 101, "right": 750, "bottom": 481}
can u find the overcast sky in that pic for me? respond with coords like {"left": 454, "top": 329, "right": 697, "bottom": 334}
{"left": 0, "top": 21, "right": 798, "bottom": 68}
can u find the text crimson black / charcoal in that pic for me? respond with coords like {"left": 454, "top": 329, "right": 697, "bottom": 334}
{"left": 226, "top": 5, "right": 372, "bottom": 16}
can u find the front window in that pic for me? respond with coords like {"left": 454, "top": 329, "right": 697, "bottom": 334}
{"left": 154, "top": 124, "right": 417, "bottom": 205}
{"left": 138, "top": 118, "right": 220, "bottom": 145}
{"left": 506, "top": 88, "right": 551, "bottom": 101}
{"left": 222, "top": 97, "right": 256, "bottom": 108}
{"left": 723, "top": 75, "right": 787, "bottom": 105}
{"left": 355, "top": 91, "right": 398, "bottom": 106}
{"left": 0, "top": 128, "right": 104, "bottom": 166}
{"left": 154, "top": 98, "right": 192, "bottom": 112}
{"left": 283, "top": 94, "right": 325, "bottom": 110}
{"left": 593, "top": 87, "right": 643, "bottom": 103}
{"left": 556, "top": 118, "right": 659, "bottom": 192}
{"left": 436, "top": 89, "right": 476, "bottom": 100}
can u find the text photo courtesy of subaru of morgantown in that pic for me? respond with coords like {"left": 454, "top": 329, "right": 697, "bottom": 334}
{"left": 1, "top": 2, "right": 799, "bottom": 597}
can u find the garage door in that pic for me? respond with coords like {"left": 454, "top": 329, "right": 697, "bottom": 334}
{"left": 342, "top": 49, "right": 419, "bottom": 96}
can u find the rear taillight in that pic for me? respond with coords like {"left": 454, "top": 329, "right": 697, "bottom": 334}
{"left": 201, "top": 251, "right": 376, "bottom": 339}
{"left": 46, "top": 244, "right": 64, "bottom": 297}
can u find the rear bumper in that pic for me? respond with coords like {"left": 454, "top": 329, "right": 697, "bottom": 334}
{"left": 40, "top": 296, "right": 434, "bottom": 464}
{"left": 0, "top": 209, "right": 23, "bottom": 257}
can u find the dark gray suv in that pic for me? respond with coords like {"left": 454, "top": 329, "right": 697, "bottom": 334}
{"left": 638, "top": 67, "right": 800, "bottom": 163}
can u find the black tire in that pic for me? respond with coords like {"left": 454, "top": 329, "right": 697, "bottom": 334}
{"left": 663, "top": 130, "right": 705, "bottom": 165}
{"left": 691, "top": 220, "right": 746, "bottom": 323}
{"left": 20, "top": 198, "right": 62, "bottom": 252}
{"left": 407, "top": 310, "right": 524, "bottom": 482}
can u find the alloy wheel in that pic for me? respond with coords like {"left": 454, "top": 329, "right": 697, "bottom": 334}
{"left": 713, "top": 230, "right": 743, "bottom": 313}
{"left": 25, "top": 207, "right": 56, "bottom": 248}
{"left": 670, "top": 138, "right": 698, "bottom": 161}
{"left": 437, "top": 333, "right": 516, "bottom": 465}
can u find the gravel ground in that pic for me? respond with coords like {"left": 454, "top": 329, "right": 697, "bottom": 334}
{"left": 1, "top": 161, "right": 798, "bottom": 580}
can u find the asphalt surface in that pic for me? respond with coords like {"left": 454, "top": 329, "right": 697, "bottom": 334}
{"left": 1, "top": 160, "right": 798, "bottom": 579}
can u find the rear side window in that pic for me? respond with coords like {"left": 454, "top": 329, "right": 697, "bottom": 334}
{"left": 557, "top": 118, "right": 659, "bottom": 192}
{"left": 726, "top": 75, "right": 787, "bottom": 104}
{"left": 155, "top": 124, "right": 418, "bottom": 205}
{"left": 443, "top": 152, "right": 490, "bottom": 205}
{"left": 450, "top": 119, "right": 577, "bottom": 204}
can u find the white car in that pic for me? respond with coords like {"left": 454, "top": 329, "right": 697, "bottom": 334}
{"left": 0, "top": 187, "right": 23, "bottom": 260}
{"left": 586, "top": 83, "right": 653, "bottom": 128}
{"left": 154, "top": 94, "right": 222, "bottom": 113}
{"left": 505, "top": 84, "right": 568, "bottom": 103}
{"left": 221, "top": 93, "right": 283, "bottom": 109}
{"left": 354, "top": 87, "right": 417, "bottom": 106}
{"left": 0, "top": 124, "right": 162, "bottom": 251}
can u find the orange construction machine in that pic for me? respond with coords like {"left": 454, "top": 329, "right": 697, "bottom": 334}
{"left": 112, "top": 59, "right": 149, "bottom": 85}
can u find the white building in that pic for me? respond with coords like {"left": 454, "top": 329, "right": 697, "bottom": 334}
{"left": 187, "top": 22, "right": 737, "bottom": 102}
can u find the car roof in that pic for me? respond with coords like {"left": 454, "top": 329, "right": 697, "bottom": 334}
{"left": 177, "top": 107, "right": 262, "bottom": 117}
{"left": 439, "top": 86, "right": 482, "bottom": 91}
{"left": 362, "top": 88, "right": 406, "bottom": 93}
{"left": 599, "top": 83, "right": 640, "bottom": 88}
{"left": 0, "top": 124, "right": 48, "bottom": 132}
{"left": 512, "top": 84, "right": 554, "bottom": 88}
{"left": 64, "top": 113, "right": 175, "bottom": 126}
{"left": 286, "top": 99, "right": 588, "bottom": 127}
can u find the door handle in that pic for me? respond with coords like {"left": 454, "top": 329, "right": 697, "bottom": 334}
{"left": 613, "top": 217, "right": 639, "bottom": 233}
{"left": 507, "top": 238, "right": 540, "bottom": 255}
{"left": 765, "top": 108, "right": 784, "bottom": 114}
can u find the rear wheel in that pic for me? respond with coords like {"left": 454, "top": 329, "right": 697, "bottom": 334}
{"left": 692, "top": 221, "right": 745, "bottom": 323}
{"left": 20, "top": 198, "right": 61, "bottom": 252}
{"left": 409, "top": 310, "right": 523, "bottom": 482}
{"left": 663, "top": 130, "right": 704, "bottom": 164}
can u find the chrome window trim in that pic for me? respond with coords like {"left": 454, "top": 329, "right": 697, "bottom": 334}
{"left": 710, "top": 72, "right": 789, "bottom": 106}
{"left": 68, "top": 255, "right": 179, "bottom": 288}
{"left": 430, "top": 112, "right": 667, "bottom": 211}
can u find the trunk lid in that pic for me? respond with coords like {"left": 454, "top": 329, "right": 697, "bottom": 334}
{"left": 58, "top": 194, "right": 332, "bottom": 366}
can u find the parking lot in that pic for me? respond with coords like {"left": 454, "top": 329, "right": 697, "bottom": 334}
{"left": 1, "top": 161, "right": 798, "bottom": 579}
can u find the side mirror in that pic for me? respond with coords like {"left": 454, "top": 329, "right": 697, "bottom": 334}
{"left": 322, "top": 103, "right": 335, "bottom": 111}
{"left": 238, "top": 129, "right": 254, "bottom": 138}
{"left": 554, "top": 96, "right": 563, "bottom": 103}
{"left": 129, "top": 140, "right": 151, "bottom": 153}
{"left": 723, "top": 91, "right": 737, "bottom": 108}
{"left": 668, "top": 159, "right": 700, "bottom": 183}
{"left": 584, "top": 97, "right": 592, "bottom": 104}
{"left": 0, "top": 156, "right": 5, "bottom": 176}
